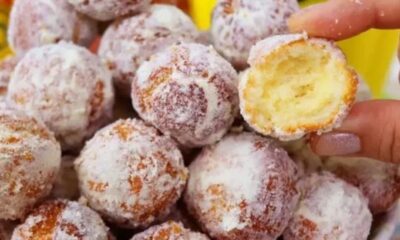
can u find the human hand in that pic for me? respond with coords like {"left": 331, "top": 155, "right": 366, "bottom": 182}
{"left": 287, "top": 0, "right": 400, "bottom": 163}
{"left": 288, "top": 0, "right": 400, "bottom": 40}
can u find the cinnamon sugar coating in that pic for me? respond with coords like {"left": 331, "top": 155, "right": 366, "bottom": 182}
{"left": 75, "top": 119, "right": 188, "bottom": 228}
{"left": 8, "top": 0, "right": 97, "bottom": 57}
{"left": 283, "top": 172, "right": 372, "bottom": 240}
{"left": 11, "top": 200, "right": 110, "bottom": 240}
{"left": 7, "top": 42, "right": 114, "bottom": 152}
{"left": 184, "top": 132, "right": 299, "bottom": 240}
{"left": 99, "top": 4, "right": 199, "bottom": 96}
{"left": 0, "top": 109, "right": 61, "bottom": 220}
{"left": 211, "top": 0, "right": 299, "bottom": 69}
{"left": 132, "top": 43, "right": 239, "bottom": 148}
{"left": 323, "top": 157, "right": 400, "bottom": 215}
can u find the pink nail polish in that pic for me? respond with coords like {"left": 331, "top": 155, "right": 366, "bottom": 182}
{"left": 314, "top": 133, "right": 361, "bottom": 156}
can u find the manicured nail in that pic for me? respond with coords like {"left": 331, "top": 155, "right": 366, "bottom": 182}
{"left": 313, "top": 133, "right": 361, "bottom": 156}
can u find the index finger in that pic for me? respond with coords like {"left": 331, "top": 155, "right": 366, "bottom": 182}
{"left": 288, "top": 0, "right": 400, "bottom": 40}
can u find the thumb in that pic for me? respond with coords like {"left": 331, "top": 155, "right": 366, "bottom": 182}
{"left": 310, "top": 100, "right": 400, "bottom": 163}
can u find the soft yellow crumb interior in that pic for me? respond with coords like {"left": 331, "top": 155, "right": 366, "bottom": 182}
{"left": 244, "top": 41, "right": 353, "bottom": 135}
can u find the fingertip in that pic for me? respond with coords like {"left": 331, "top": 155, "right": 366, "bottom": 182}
{"left": 287, "top": 12, "right": 305, "bottom": 33}
{"left": 287, "top": 5, "right": 340, "bottom": 40}
{"left": 287, "top": 6, "right": 317, "bottom": 34}
{"left": 312, "top": 101, "right": 400, "bottom": 163}
{"left": 287, "top": 0, "right": 375, "bottom": 40}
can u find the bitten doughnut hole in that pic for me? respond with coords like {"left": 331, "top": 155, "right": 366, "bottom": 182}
{"left": 240, "top": 34, "right": 357, "bottom": 140}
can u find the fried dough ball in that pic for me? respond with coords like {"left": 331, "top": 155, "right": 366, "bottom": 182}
{"left": 185, "top": 132, "right": 299, "bottom": 239}
{"left": 8, "top": 0, "right": 97, "bottom": 57}
{"left": 75, "top": 119, "right": 188, "bottom": 228}
{"left": 240, "top": 34, "right": 357, "bottom": 141}
{"left": 99, "top": 4, "right": 199, "bottom": 96}
{"left": 11, "top": 200, "right": 110, "bottom": 240}
{"left": 132, "top": 43, "right": 239, "bottom": 148}
{"left": 283, "top": 172, "right": 372, "bottom": 240}
{"left": 323, "top": 157, "right": 400, "bottom": 214}
{"left": 211, "top": 0, "right": 299, "bottom": 69}
{"left": 0, "top": 109, "right": 61, "bottom": 220}
{"left": 7, "top": 42, "right": 114, "bottom": 151}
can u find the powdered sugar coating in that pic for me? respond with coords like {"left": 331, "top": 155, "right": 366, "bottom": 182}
{"left": 0, "top": 110, "right": 61, "bottom": 220}
{"left": 12, "top": 200, "right": 110, "bottom": 240}
{"left": 131, "top": 221, "right": 209, "bottom": 240}
{"left": 132, "top": 43, "right": 239, "bottom": 148}
{"left": 68, "top": 0, "right": 151, "bottom": 21}
{"left": 7, "top": 42, "right": 115, "bottom": 152}
{"left": 99, "top": 4, "right": 199, "bottom": 96}
{"left": 241, "top": 33, "right": 357, "bottom": 141}
{"left": 283, "top": 172, "right": 372, "bottom": 240}
{"left": 75, "top": 119, "right": 188, "bottom": 228}
{"left": 184, "top": 132, "right": 299, "bottom": 240}
{"left": 323, "top": 157, "right": 400, "bottom": 214}
{"left": 8, "top": 0, "right": 97, "bottom": 57}
{"left": 0, "top": 57, "right": 18, "bottom": 103}
{"left": 211, "top": 0, "right": 299, "bottom": 69}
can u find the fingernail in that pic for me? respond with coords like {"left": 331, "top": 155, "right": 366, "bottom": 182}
{"left": 313, "top": 133, "right": 361, "bottom": 156}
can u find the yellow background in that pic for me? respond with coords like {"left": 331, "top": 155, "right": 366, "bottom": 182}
{"left": 0, "top": 1, "right": 12, "bottom": 59}
{"left": 189, "top": 0, "right": 400, "bottom": 98}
